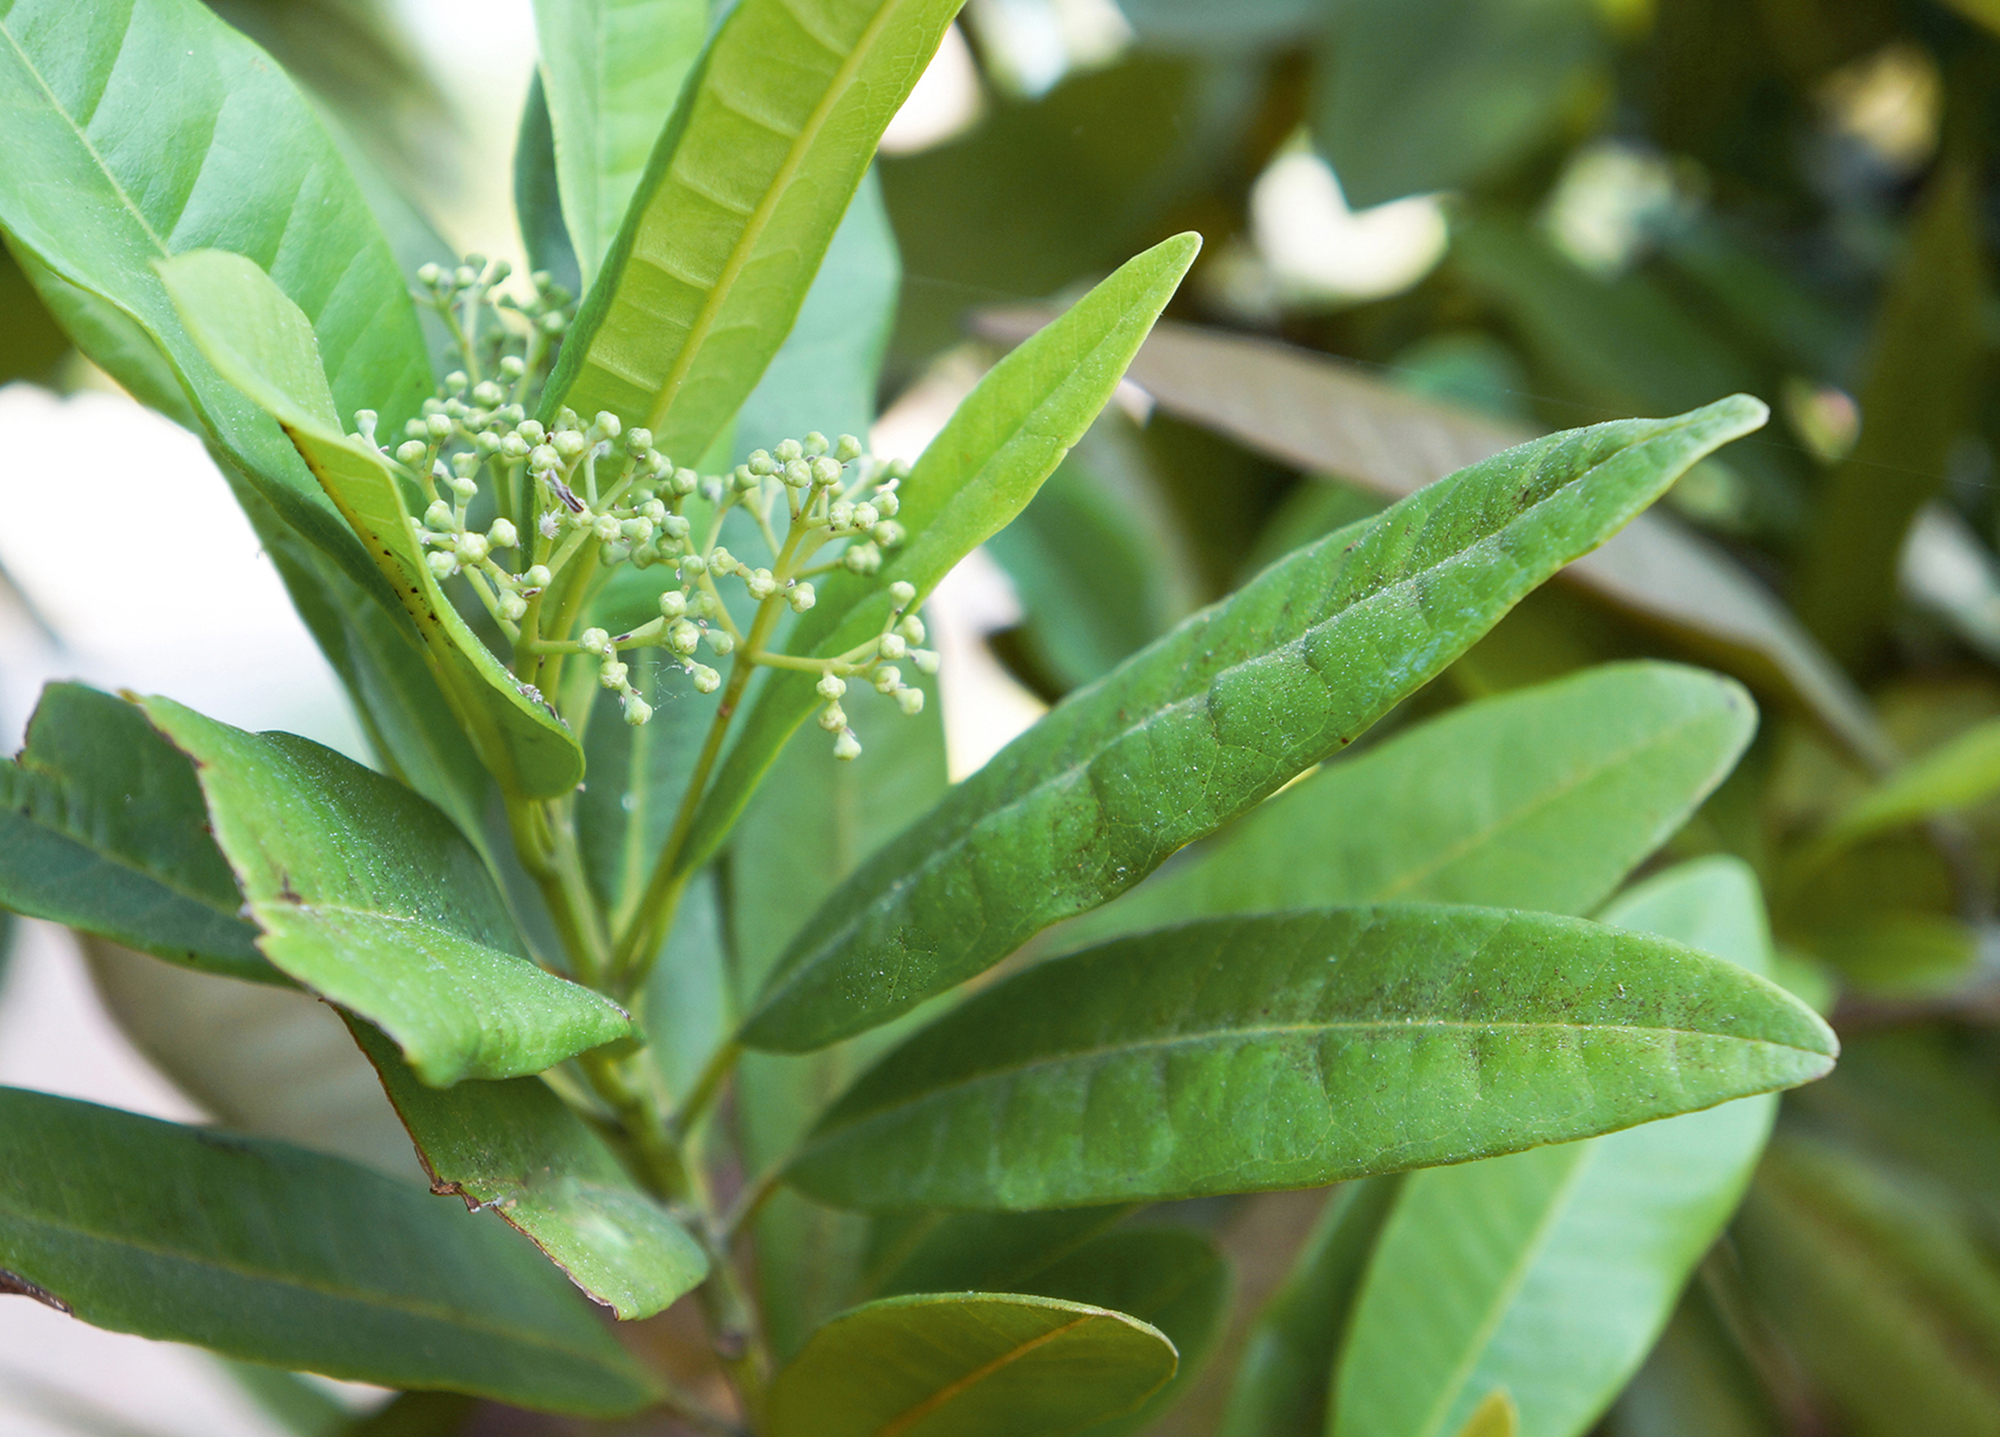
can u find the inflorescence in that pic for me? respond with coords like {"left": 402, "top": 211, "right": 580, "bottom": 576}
{"left": 344, "top": 254, "right": 934, "bottom": 759}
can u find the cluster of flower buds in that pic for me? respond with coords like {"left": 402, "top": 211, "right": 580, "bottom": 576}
{"left": 346, "top": 258, "right": 935, "bottom": 757}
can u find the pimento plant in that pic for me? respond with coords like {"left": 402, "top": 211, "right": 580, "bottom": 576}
{"left": 0, "top": 1, "right": 1834, "bottom": 1433}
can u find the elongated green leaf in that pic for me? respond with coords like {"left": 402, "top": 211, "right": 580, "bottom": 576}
{"left": 544, "top": 0, "right": 962, "bottom": 458}
{"left": 976, "top": 308, "right": 1884, "bottom": 765}
{"left": 788, "top": 904, "right": 1833, "bottom": 1210}
{"left": 1817, "top": 717, "right": 2000, "bottom": 852}
{"left": 1067, "top": 661, "right": 1755, "bottom": 947}
{"left": 159, "top": 248, "right": 584, "bottom": 799}
{"left": 0, "top": 0, "right": 431, "bottom": 602}
{"left": 137, "top": 696, "right": 631, "bottom": 1085}
{"left": 1737, "top": 1134, "right": 2000, "bottom": 1437}
{"left": 747, "top": 396, "right": 1769, "bottom": 1052}
{"left": 1332, "top": 860, "right": 1779, "bottom": 1437}
{"left": 349, "top": 1023, "right": 706, "bottom": 1320}
{"left": 532, "top": 0, "right": 707, "bottom": 288}
{"left": 766, "top": 1292, "right": 1178, "bottom": 1437}
{"left": 515, "top": 74, "right": 584, "bottom": 298}
{"left": 1796, "top": 161, "right": 1986, "bottom": 664}
{"left": 1217, "top": 1178, "right": 1403, "bottom": 1437}
{"left": 0, "top": 1088, "right": 657, "bottom": 1415}
{"left": 0, "top": 684, "right": 270, "bottom": 982}
{"left": 684, "top": 231, "right": 1201, "bottom": 880}
{"left": 865, "top": 1207, "right": 1135, "bottom": 1299}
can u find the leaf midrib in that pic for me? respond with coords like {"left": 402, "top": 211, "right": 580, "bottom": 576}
{"left": 0, "top": 14, "right": 175, "bottom": 260}
{"left": 0, "top": 1203, "right": 621, "bottom": 1367}
{"left": 759, "top": 422, "right": 1700, "bottom": 1019}
{"left": 642, "top": 0, "right": 909, "bottom": 435}
{"left": 820, "top": 1015, "right": 1820, "bottom": 1138}
{"left": 874, "top": 1313, "right": 1094, "bottom": 1437}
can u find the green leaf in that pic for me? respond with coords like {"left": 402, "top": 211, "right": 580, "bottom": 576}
{"left": 967, "top": 310, "right": 1880, "bottom": 766}
{"left": 0, "top": 684, "right": 270, "bottom": 982}
{"left": 0, "top": 1088, "right": 657, "bottom": 1415}
{"left": 1796, "top": 161, "right": 1987, "bottom": 664}
{"left": 746, "top": 396, "right": 1769, "bottom": 1053}
{"left": 1114, "top": 0, "right": 1319, "bottom": 49}
{"left": 515, "top": 73, "right": 585, "bottom": 298}
{"left": 765, "top": 1292, "right": 1179, "bottom": 1437}
{"left": 682, "top": 230, "right": 1201, "bottom": 885}
{"left": 348, "top": 1023, "right": 707, "bottom": 1320}
{"left": 866, "top": 1207, "right": 1136, "bottom": 1299}
{"left": 136, "top": 695, "right": 632, "bottom": 1086}
{"left": 1607, "top": 1284, "right": 1783, "bottom": 1437}
{"left": 531, "top": 0, "right": 708, "bottom": 288}
{"left": 1310, "top": 0, "right": 1605, "bottom": 206}
{"left": 1066, "top": 661, "right": 1755, "bottom": 947}
{"left": 1815, "top": 716, "right": 2000, "bottom": 854}
{"left": 543, "top": 0, "right": 964, "bottom": 460}
{"left": 0, "top": 0, "right": 432, "bottom": 599}
{"left": 787, "top": 903, "right": 1833, "bottom": 1210}
{"left": 1453, "top": 1391, "right": 1519, "bottom": 1437}
{"left": 1737, "top": 1133, "right": 2000, "bottom": 1437}
{"left": 1216, "top": 1178, "right": 1403, "bottom": 1437}
{"left": 1331, "top": 859, "right": 1780, "bottom": 1437}
{"left": 158, "top": 247, "right": 586, "bottom": 799}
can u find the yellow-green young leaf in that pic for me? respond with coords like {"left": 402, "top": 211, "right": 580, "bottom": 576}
{"left": 349, "top": 1024, "right": 707, "bottom": 1320}
{"left": 0, "top": 1089, "right": 657, "bottom": 1415}
{"left": 787, "top": 904, "right": 1833, "bottom": 1211}
{"left": 745, "top": 396, "right": 1769, "bottom": 1053}
{"left": 1216, "top": 1178, "right": 1404, "bottom": 1437}
{"left": 0, "top": 684, "right": 272, "bottom": 983}
{"left": 1331, "top": 860, "right": 1781, "bottom": 1437}
{"left": 137, "top": 696, "right": 632, "bottom": 1086}
{"left": 532, "top": 0, "right": 709, "bottom": 287}
{"left": 1817, "top": 717, "right": 2000, "bottom": 854}
{"left": 158, "top": 249, "right": 584, "bottom": 800}
{"left": 1065, "top": 661, "right": 1756, "bottom": 947}
{"left": 1455, "top": 1392, "right": 1519, "bottom": 1437}
{"left": 0, "top": 0, "right": 431, "bottom": 604}
{"left": 678, "top": 232, "right": 1201, "bottom": 889}
{"left": 766, "top": 1293, "right": 1179, "bottom": 1437}
{"left": 543, "top": 0, "right": 964, "bottom": 459}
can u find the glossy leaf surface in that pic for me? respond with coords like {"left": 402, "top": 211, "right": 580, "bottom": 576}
{"left": 350, "top": 1024, "right": 707, "bottom": 1320}
{"left": 159, "top": 248, "right": 585, "bottom": 799}
{"left": 531, "top": 0, "right": 706, "bottom": 287}
{"left": 0, "top": 0, "right": 430, "bottom": 599}
{"left": 139, "top": 696, "right": 631, "bottom": 1086}
{"left": 545, "top": 0, "right": 961, "bottom": 460}
{"left": 0, "top": 683, "right": 269, "bottom": 982}
{"left": 747, "top": 396, "right": 1768, "bottom": 1052}
{"left": 1070, "top": 661, "right": 1755, "bottom": 945}
{"left": 766, "top": 1292, "right": 1178, "bottom": 1437}
{"left": 1216, "top": 1178, "right": 1403, "bottom": 1437}
{"left": 1332, "top": 860, "right": 1780, "bottom": 1437}
{"left": 0, "top": 1089, "right": 656, "bottom": 1414}
{"left": 686, "top": 231, "right": 1201, "bottom": 879}
{"left": 788, "top": 904, "right": 1833, "bottom": 1210}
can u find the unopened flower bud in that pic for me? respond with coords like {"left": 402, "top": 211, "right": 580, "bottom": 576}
{"left": 854, "top": 503, "right": 879, "bottom": 529}
{"left": 828, "top": 500, "right": 855, "bottom": 529}
{"left": 450, "top": 477, "right": 479, "bottom": 501}
{"left": 744, "top": 567, "right": 777, "bottom": 599}
{"left": 592, "top": 411, "right": 621, "bottom": 440}
{"left": 672, "top": 466, "right": 699, "bottom": 496}
{"left": 669, "top": 618, "right": 701, "bottom": 655}
{"left": 707, "top": 629, "right": 735, "bottom": 655}
{"left": 539, "top": 311, "right": 567, "bottom": 334}
{"left": 661, "top": 514, "right": 691, "bottom": 540}
{"left": 872, "top": 666, "right": 901, "bottom": 693}
{"left": 843, "top": 542, "right": 882, "bottom": 574}
{"left": 833, "top": 729, "right": 862, "bottom": 761}
{"left": 874, "top": 489, "right": 900, "bottom": 518}
{"left": 911, "top": 648, "right": 940, "bottom": 675}
{"left": 818, "top": 702, "right": 847, "bottom": 733}
{"left": 878, "top": 632, "right": 908, "bottom": 660}
{"left": 417, "top": 262, "right": 444, "bottom": 287}
{"left": 895, "top": 687, "right": 925, "bottom": 716}
{"left": 621, "top": 517, "right": 655, "bottom": 545}
{"left": 500, "top": 433, "right": 530, "bottom": 460}
{"left": 802, "top": 431, "right": 827, "bottom": 456}
{"left": 426, "top": 551, "right": 457, "bottom": 579}
{"left": 817, "top": 673, "right": 848, "bottom": 700}
{"left": 836, "top": 434, "right": 863, "bottom": 462}
{"left": 732, "top": 464, "right": 758, "bottom": 493}
{"left": 623, "top": 695, "right": 652, "bottom": 725}
{"left": 599, "top": 660, "right": 629, "bottom": 689}
{"left": 425, "top": 413, "right": 453, "bottom": 443}
{"left": 471, "top": 381, "right": 504, "bottom": 407}
{"left": 593, "top": 514, "right": 621, "bottom": 543}
{"left": 488, "top": 518, "right": 519, "bottom": 549}
{"left": 873, "top": 521, "right": 905, "bottom": 547}
{"left": 897, "top": 614, "right": 926, "bottom": 644}
{"left": 424, "top": 499, "right": 454, "bottom": 530}
{"left": 529, "top": 444, "right": 560, "bottom": 472}
{"left": 499, "top": 355, "right": 527, "bottom": 379}
{"left": 681, "top": 553, "right": 707, "bottom": 575}
{"left": 525, "top": 564, "right": 552, "bottom": 589}
{"left": 455, "top": 532, "right": 489, "bottom": 564}
{"left": 747, "top": 449, "right": 776, "bottom": 476}
{"left": 517, "top": 420, "right": 546, "bottom": 444}
{"left": 397, "top": 440, "right": 429, "bottom": 467}
{"left": 889, "top": 580, "right": 916, "bottom": 608}
{"left": 784, "top": 459, "right": 813, "bottom": 488}
{"left": 553, "top": 430, "right": 588, "bottom": 461}
{"left": 788, "top": 581, "right": 817, "bottom": 612}
{"left": 580, "top": 627, "right": 611, "bottom": 654}
{"left": 690, "top": 664, "right": 721, "bottom": 693}
{"left": 499, "top": 592, "right": 528, "bottom": 622}
{"left": 810, "top": 455, "right": 841, "bottom": 486}
{"left": 659, "top": 589, "right": 689, "bottom": 619}
{"left": 775, "top": 438, "right": 803, "bottom": 463}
